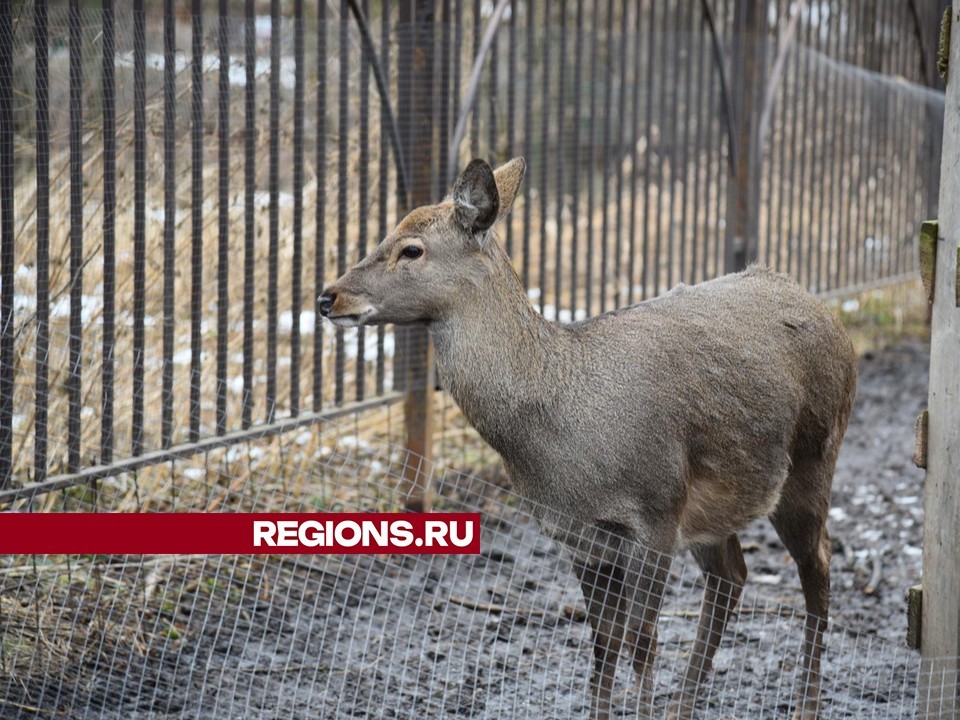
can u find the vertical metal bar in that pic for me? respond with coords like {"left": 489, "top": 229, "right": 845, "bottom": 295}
{"left": 439, "top": 0, "right": 452, "bottom": 188}
{"left": 785, "top": 2, "right": 802, "bottom": 278}
{"left": 666, "top": 0, "right": 681, "bottom": 286}
{"left": 217, "top": 0, "right": 230, "bottom": 433}
{"left": 852, "top": 0, "right": 868, "bottom": 286}
{"left": 522, "top": 2, "right": 533, "bottom": 289}
{"left": 242, "top": 0, "right": 256, "bottom": 428}
{"left": 377, "top": 0, "right": 390, "bottom": 396}
{"left": 895, "top": 2, "right": 910, "bottom": 277}
{"left": 190, "top": 0, "right": 204, "bottom": 442}
{"left": 655, "top": 0, "right": 670, "bottom": 294}
{"left": 33, "top": 0, "right": 50, "bottom": 483}
{"left": 691, "top": 3, "right": 707, "bottom": 283}
{"left": 396, "top": 1, "right": 412, "bottom": 393}
{"left": 554, "top": 0, "right": 567, "bottom": 316}
{"left": 889, "top": 6, "right": 903, "bottom": 279}
{"left": 870, "top": 0, "right": 891, "bottom": 283}
{"left": 266, "top": 0, "right": 280, "bottom": 421}
{"left": 599, "top": 0, "right": 613, "bottom": 313}
{"left": 539, "top": 1, "right": 551, "bottom": 314}
{"left": 357, "top": 0, "right": 371, "bottom": 402}
{"left": 886, "top": 1, "right": 897, "bottom": 279}
{"left": 703, "top": 1, "right": 715, "bottom": 280}
{"left": 585, "top": 0, "right": 600, "bottom": 313}
{"left": 570, "top": 0, "right": 583, "bottom": 311}
{"left": 0, "top": 0, "right": 13, "bottom": 486}
{"left": 133, "top": 0, "right": 146, "bottom": 455}
{"left": 613, "top": 1, "right": 628, "bottom": 306}
{"left": 336, "top": 0, "right": 349, "bottom": 406}
{"left": 825, "top": 1, "right": 842, "bottom": 291}
{"left": 830, "top": 3, "right": 847, "bottom": 289}
{"left": 161, "top": 0, "right": 176, "bottom": 449}
{"left": 774, "top": 0, "right": 790, "bottom": 274}
{"left": 808, "top": 3, "right": 824, "bottom": 292}
{"left": 505, "top": 0, "right": 517, "bottom": 257}
{"left": 838, "top": 0, "right": 855, "bottom": 289}
{"left": 452, "top": 0, "right": 463, "bottom": 185}
{"left": 101, "top": 0, "right": 116, "bottom": 463}
{"left": 710, "top": 0, "right": 723, "bottom": 276}
{"left": 762, "top": 0, "right": 776, "bottom": 270}
{"left": 68, "top": 0, "right": 84, "bottom": 471}
{"left": 292, "top": 0, "right": 305, "bottom": 414}
{"left": 471, "top": 0, "right": 481, "bottom": 156}
{"left": 314, "top": 0, "right": 327, "bottom": 411}
{"left": 677, "top": 0, "right": 692, "bottom": 284}
{"left": 862, "top": 0, "right": 876, "bottom": 285}
{"left": 627, "top": 2, "right": 642, "bottom": 302}
{"left": 489, "top": 9, "right": 499, "bottom": 161}
{"left": 644, "top": 0, "right": 657, "bottom": 297}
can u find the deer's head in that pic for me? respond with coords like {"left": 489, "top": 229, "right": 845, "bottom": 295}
{"left": 318, "top": 157, "right": 525, "bottom": 327}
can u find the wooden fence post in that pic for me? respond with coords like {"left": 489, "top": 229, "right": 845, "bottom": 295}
{"left": 397, "top": 0, "right": 436, "bottom": 512}
{"left": 724, "top": 0, "right": 767, "bottom": 273}
{"left": 920, "top": 4, "right": 960, "bottom": 716}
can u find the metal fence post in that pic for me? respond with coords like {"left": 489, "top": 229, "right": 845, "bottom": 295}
{"left": 398, "top": 0, "right": 436, "bottom": 512}
{"left": 920, "top": 5, "right": 960, "bottom": 714}
{"left": 724, "top": 0, "right": 767, "bottom": 273}
{"left": 0, "top": 0, "right": 13, "bottom": 488}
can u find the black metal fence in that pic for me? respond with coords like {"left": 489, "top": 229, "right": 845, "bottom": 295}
{"left": 0, "top": 0, "right": 948, "bottom": 500}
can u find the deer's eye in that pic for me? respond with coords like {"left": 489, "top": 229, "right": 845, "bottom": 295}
{"left": 401, "top": 245, "right": 424, "bottom": 260}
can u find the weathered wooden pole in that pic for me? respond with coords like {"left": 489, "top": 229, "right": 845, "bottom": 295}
{"left": 397, "top": 0, "right": 436, "bottom": 511}
{"left": 724, "top": 0, "right": 767, "bottom": 273}
{"left": 919, "top": 4, "right": 960, "bottom": 716}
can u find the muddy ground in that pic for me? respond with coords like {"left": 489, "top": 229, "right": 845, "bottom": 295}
{"left": 0, "top": 340, "right": 932, "bottom": 719}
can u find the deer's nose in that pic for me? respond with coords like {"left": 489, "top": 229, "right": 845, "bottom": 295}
{"left": 318, "top": 292, "right": 336, "bottom": 317}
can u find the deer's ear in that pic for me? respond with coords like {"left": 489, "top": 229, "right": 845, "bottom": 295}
{"left": 493, "top": 157, "right": 526, "bottom": 221}
{"left": 453, "top": 159, "right": 499, "bottom": 238}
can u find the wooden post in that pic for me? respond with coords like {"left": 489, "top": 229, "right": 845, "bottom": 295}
{"left": 397, "top": 0, "right": 435, "bottom": 512}
{"left": 920, "top": 4, "right": 960, "bottom": 716}
{"left": 724, "top": 0, "right": 767, "bottom": 273}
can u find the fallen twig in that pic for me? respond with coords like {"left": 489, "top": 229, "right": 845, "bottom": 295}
{"left": 864, "top": 550, "right": 883, "bottom": 595}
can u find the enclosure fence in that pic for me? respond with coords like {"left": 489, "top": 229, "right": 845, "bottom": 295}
{"left": 0, "top": 0, "right": 955, "bottom": 717}
{"left": 0, "top": 0, "right": 948, "bottom": 498}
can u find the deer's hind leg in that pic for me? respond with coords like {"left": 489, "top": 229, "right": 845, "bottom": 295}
{"left": 667, "top": 534, "right": 748, "bottom": 720}
{"left": 769, "top": 450, "right": 835, "bottom": 720}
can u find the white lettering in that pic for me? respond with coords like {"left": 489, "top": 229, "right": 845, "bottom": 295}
{"left": 448, "top": 520, "right": 474, "bottom": 548}
{"left": 424, "top": 520, "right": 449, "bottom": 547}
{"left": 276, "top": 520, "right": 299, "bottom": 546}
{"left": 253, "top": 521, "right": 277, "bottom": 547}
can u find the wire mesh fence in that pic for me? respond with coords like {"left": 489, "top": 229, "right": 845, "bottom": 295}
{"left": 0, "top": 417, "right": 953, "bottom": 718}
{"left": 0, "top": 0, "right": 948, "bottom": 490}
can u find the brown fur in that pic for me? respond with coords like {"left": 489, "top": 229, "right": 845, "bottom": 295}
{"left": 320, "top": 158, "right": 857, "bottom": 720}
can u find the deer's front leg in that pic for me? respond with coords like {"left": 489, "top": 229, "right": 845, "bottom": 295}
{"left": 574, "top": 558, "right": 628, "bottom": 720}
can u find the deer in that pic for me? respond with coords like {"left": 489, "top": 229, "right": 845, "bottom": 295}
{"left": 319, "top": 157, "right": 857, "bottom": 720}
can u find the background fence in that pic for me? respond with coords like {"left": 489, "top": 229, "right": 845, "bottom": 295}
{"left": 0, "top": 0, "right": 954, "bottom": 717}
{"left": 0, "top": 0, "right": 949, "bottom": 498}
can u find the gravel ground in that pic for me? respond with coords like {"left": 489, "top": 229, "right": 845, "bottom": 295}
{"left": 0, "top": 341, "right": 933, "bottom": 719}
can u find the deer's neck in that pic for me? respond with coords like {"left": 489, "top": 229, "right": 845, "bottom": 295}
{"left": 428, "top": 250, "right": 573, "bottom": 440}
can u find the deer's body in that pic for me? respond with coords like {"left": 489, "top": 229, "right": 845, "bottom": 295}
{"left": 433, "top": 259, "right": 854, "bottom": 556}
{"left": 320, "top": 158, "right": 857, "bottom": 719}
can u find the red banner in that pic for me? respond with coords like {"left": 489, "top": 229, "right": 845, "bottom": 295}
{"left": 0, "top": 513, "right": 481, "bottom": 555}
